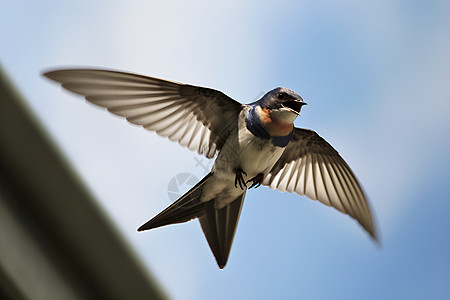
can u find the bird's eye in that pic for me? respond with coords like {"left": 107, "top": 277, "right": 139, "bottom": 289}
{"left": 277, "top": 92, "right": 286, "bottom": 100}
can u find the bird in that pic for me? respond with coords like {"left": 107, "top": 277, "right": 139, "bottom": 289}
{"left": 44, "top": 68, "right": 377, "bottom": 269}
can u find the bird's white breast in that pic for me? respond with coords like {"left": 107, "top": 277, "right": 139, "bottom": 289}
{"left": 202, "top": 108, "right": 286, "bottom": 209}
{"left": 238, "top": 126, "right": 284, "bottom": 177}
{"left": 212, "top": 107, "right": 285, "bottom": 180}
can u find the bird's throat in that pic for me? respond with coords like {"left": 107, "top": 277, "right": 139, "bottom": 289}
{"left": 255, "top": 106, "right": 294, "bottom": 137}
{"left": 245, "top": 106, "right": 294, "bottom": 147}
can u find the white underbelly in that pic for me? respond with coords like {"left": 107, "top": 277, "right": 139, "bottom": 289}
{"left": 212, "top": 126, "right": 284, "bottom": 180}
{"left": 204, "top": 136, "right": 284, "bottom": 208}
{"left": 204, "top": 117, "right": 286, "bottom": 208}
{"left": 239, "top": 138, "right": 284, "bottom": 178}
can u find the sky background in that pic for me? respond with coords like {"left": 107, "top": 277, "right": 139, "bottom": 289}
{"left": 1, "top": 1, "right": 450, "bottom": 299}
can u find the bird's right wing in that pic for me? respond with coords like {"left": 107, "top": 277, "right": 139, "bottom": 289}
{"left": 263, "top": 128, "right": 377, "bottom": 240}
{"left": 44, "top": 69, "right": 244, "bottom": 158}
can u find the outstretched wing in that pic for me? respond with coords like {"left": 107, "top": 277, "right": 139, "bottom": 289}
{"left": 263, "top": 128, "right": 377, "bottom": 240}
{"left": 44, "top": 69, "right": 243, "bottom": 158}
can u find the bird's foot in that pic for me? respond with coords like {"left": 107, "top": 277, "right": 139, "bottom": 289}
{"left": 234, "top": 168, "right": 247, "bottom": 190}
{"left": 246, "top": 173, "right": 264, "bottom": 189}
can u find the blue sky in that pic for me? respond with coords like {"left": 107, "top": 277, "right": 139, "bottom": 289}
{"left": 1, "top": 1, "right": 449, "bottom": 299}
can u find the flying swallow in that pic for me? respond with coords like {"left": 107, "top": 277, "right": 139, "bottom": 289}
{"left": 44, "top": 69, "right": 377, "bottom": 268}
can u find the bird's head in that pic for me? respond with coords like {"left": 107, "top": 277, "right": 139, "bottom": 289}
{"left": 255, "top": 87, "right": 307, "bottom": 125}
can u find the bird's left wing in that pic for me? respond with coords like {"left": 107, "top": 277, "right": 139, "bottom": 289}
{"left": 263, "top": 128, "right": 377, "bottom": 240}
{"left": 44, "top": 69, "right": 243, "bottom": 158}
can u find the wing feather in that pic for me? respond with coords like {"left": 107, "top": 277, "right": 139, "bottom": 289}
{"left": 264, "top": 128, "right": 377, "bottom": 240}
{"left": 44, "top": 68, "right": 243, "bottom": 158}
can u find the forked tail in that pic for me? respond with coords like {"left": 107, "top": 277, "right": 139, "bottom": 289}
{"left": 138, "top": 172, "right": 246, "bottom": 268}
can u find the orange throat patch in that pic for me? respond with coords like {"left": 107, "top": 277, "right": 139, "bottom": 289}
{"left": 256, "top": 106, "right": 294, "bottom": 137}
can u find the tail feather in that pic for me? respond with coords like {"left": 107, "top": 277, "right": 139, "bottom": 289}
{"left": 199, "top": 192, "right": 245, "bottom": 269}
{"left": 138, "top": 173, "right": 211, "bottom": 231}
{"left": 138, "top": 172, "right": 246, "bottom": 269}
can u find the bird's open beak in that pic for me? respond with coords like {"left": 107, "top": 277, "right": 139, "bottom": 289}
{"left": 281, "top": 99, "right": 307, "bottom": 114}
